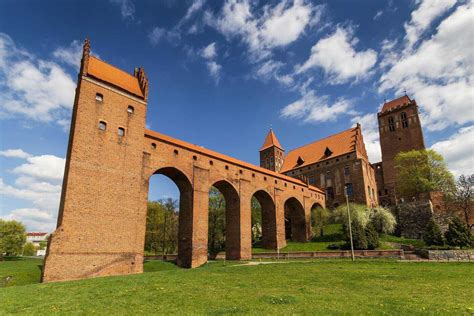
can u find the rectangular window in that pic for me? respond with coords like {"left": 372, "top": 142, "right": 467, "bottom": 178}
{"left": 345, "top": 183, "right": 353, "bottom": 197}
{"left": 344, "top": 166, "right": 350, "bottom": 176}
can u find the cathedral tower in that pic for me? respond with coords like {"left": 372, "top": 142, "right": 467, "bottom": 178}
{"left": 260, "top": 128, "right": 284, "bottom": 172}
{"left": 377, "top": 95, "right": 425, "bottom": 203}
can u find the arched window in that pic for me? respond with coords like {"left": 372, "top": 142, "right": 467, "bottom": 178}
{"left": 118, "top": 127, "right": 125, "bottom": 137}
{"left": 151, "top": 143, "right": 157, "bottom": 149}
{"left": 95, "top": 93, "right": 103, "bottom": 102}
{"left": 388, "top": 116, "right": 395, "bottom": 132}
{"left": 345, "top": 183, "right": 353, "bottom": 197}
{"left": 325, "top": 171, "right": 331, "bottom": 181}
{"left": 98, "top": 121, "right": 107, "bottom": 131}
{"left": 401, "top": 112, "right": 408, "bottom": 128}
{"left": 127, "top": 105, "right": 134, "bottom": 114}
{"left": 326, "top": 187, "right": 334, "bottom": 200}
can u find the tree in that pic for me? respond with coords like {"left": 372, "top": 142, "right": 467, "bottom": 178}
{"left": 251, "top": 197, "right": 262, "bottom": 245}
{"left": 144, "top": 199, "right": 179, "bottom": 256}
{"left": 23, "top": 242, "right": 37, "bottom": 256}
{"left": 208, "top": 187, "right": 225, "bottom": 254}
{"left": 444, "top": 216, "right": 472, "bottom": 248}
{"left": 369, "top": 206, "right": 396, "bottom": 234}
{"left": 365, "top": 222, "right": 380, "bottom": 250}
{"left": 311, "top": 205, "right": 329, "bottom": 237}
{"left": 452, "top": 174, "right": 473, "bottom": 229}
{"left": 0, "top": 220, "right": 27, "bottom": 256}
{"left": 345, "top": 220, "right": 367, "bottom": 250}
{"left": 423, "top": 218, "right": 444, "bottom": 246}
{"left": 394, "top": 149, "right": 455, "bottom": 198}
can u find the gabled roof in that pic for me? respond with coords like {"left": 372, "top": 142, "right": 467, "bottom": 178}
{"left": 260, "top": 129, "right": 283, "bottom": 151}
{"left": 280, "top": 125, "right": 368, "bottom": 173}
{"left": 87, "top": 56, "right": 145, "bottom": 99}
{"left": 380, "top": 95, "right": 415, "bottom": 114}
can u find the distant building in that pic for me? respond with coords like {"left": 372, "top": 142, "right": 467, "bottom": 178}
{"left": 260, "top": 124, "right": 378, "bottom": 208}
{"left": 26, "top": 232, "right": 48, "bottom": 246}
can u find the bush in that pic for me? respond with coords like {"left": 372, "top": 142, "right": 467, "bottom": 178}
{"left": 335, "top": 204, "right": 371, "bottom": 228}
{"left": 365, "top": 223, "right": 380, "bottom": 250}
{"left": 423, "top": 218, "right": 444, "bottom": 246}
{"left": 369, "top": 207, "right": 396, "bottom": 234}
{"left": 344, "top": 220, "right": 367, "bottom": 250}
{"left": 444, "top": 217, "right": 472, "bottom": 248}
{"left": 23, "top": 242, "right": 37, "bottom": 256}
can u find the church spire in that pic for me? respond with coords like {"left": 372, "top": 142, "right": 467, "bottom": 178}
{"left": 259, "top": 128, "right": 285, "bottom": 173}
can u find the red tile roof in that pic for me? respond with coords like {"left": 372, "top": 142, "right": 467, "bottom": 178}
{"left": 260, "top": 129, "right": 283, "bottom": 151}
{"left": 380, "top": 95, "right": 413, "bottom": 113}
{"left": 27, "top": 232, "right": 48, "bottom": 236}
{"left": 280, "top": 125, "right": 366, "bottom": 173}
{"left": 87, "top": 56, "right": 144, "bottom": 99}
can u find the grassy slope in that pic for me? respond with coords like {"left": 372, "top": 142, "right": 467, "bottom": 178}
{"left": 1, "top": 258, "right": 473, "bottom": 314}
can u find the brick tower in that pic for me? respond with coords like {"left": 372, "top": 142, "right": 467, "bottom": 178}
{"left": 42, "top": 39, "right": 149, "bottom": 282}
{"left": 260, "top": 128, "right": 284, "bottom": 172}
{"left": 377, "top": 95, "right": 425, "bottom": 204}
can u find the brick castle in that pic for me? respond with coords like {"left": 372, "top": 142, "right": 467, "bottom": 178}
{"left": 43, "top": 39, "right": 426, "bottom": 282}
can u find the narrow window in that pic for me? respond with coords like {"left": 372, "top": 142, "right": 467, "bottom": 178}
{"left": 345, "top": 183, "right": 353, "bottom": 197}
{"left": 326, "top": 187, "right": 334, "bottom": 200}
{"left": 98, "top": 121, "right": 107, "bottom": 131}
{"left": 344, "top": 166, "right": 350, "bottom": 176}
{"left": 151, "top": 143, "right": 157, "bottom": 149}
{"left": 127, "top": 105, "right": 134, "bottom": 114}
{"left": 401, "top": 112, "right": 408, "bottom": 128}
{"left": 388, "top": 116, "right": 395, "bottom": 132}
{"left": 118, "top": 127, "right": 125, "bottom": 137}
{"left": 95, "top": 93, "right": 103, "bottom": 102}
{"left": 325, "top": 171, "right": 331, "bottom": 181}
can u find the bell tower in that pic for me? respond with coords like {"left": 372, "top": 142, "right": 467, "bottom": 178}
{"left": 259, "top": 128, "right": 285, "bottom": 172}
{"left": 377, "top": 95, "right": 425, "bottom": 203}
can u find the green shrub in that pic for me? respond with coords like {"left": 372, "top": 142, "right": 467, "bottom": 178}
{"left": 365, "top": 223, "right": 380, "bottom": 250}
{"left": 423, "top": 218, "right": 444, "bottom": 246}
{"left": 369, "top": 207, "right": 396, "bottom": 234}
{"left": 22, "top": 242, "right": 37, "bottom": 256}
{"left": 444, "top": 217, "right": 472, "bottom": 248}
{"left": 344, "top": 220, "right": 367, "bottom": 250}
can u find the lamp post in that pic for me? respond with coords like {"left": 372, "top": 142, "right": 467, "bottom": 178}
{"left": 344, "top": 185, "right": 355, "bottom": 262}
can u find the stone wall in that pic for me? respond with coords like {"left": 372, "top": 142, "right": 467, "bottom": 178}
{"left": 416, "top": 249, "right": 474, "bottom": 261}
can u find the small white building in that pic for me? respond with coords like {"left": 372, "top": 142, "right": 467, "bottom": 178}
{"left": 26, "top": 232, "right": 48, "bottom": 246}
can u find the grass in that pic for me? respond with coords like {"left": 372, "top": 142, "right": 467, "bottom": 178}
{"left": 380, "top": 234, "right": 426, "bottom": 248}
{"left": 1, "top": 257, "right": 473, "bottom": 314}
{"left": 0, "top": 257, "right": 43, "bottom": 287}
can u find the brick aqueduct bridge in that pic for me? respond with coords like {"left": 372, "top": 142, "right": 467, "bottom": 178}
{"left": 42, "top": 40, "right": 325, "bottom": 282}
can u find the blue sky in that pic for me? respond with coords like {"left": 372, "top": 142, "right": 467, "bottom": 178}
{"left": 1, "top": 0, "right": 473, "bottom": 232}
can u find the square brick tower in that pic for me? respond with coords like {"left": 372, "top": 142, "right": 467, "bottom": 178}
{"left": 260, "top": 128, "right": 285, "bottom": 172}
{"left": 42, "top": 39, "right": 149, "bottom": 282}
{"left": 377, "top": 95, "right": 425, "bottom": 204}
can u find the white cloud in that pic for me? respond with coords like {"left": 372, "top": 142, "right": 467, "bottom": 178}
{"left": 373, "top": 10, "right": 383, "bottom": 20}
{"left": 0, "top": 33, "right": 75, "bottom": 126}
{"left": 404, "top": 0, "right": 456, "bottom": 49}
{"left": 351, "top": 113, "right": 381, "bottom": 163}
{"left": 0, "top": 149, "right": 31, "bottom": 159}
{"left": 13, "top": 155, "right": 65, "bottom": 181}
{"left": 431, "top": 125, "right": 474, "bottom": 177}
{"left": 297, "top": 27, "right": 377, "bottom": 84}
{"left": 379, "top": 2, "right": 474, "bottom": 131}
{"left": 210, "top": 0, "right": 322, "bottom": 60}
{"left": 183, "top": 0, "right": 206, "bottom": 21}
{"left": 280, "top": 91, "right": 354, "bottom": 123}
{"left": 52, "top": 40, "right": 82, "bottom": 69}
{"left": 206, "top": 61, "right": 222, "bottom": 83}
{"left": 110, "top": 0, "right": 135, "bottom": 21}
{"left": 148, "top": 27, "right": 167, "bottom": 46}
{"left": 201, "top": 42, "right": 217, "bottom": 59}
{"left": 254, "top": 59, "right": 294, "bottom": 86}
{"left": 5, "top": 208, "right": 56, "bottom": 232}
{"left": 0, "top": 150, "right": 64, "bottom": 231}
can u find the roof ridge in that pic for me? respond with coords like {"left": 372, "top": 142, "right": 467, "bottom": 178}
{"left": 89, "top": 55, "right": 137, "bottom": 80}
{"left": 286, "top": 126, "right": 357, "bottom": 153}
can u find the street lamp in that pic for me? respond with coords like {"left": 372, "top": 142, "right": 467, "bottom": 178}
{"left": 344, "top": 185, "right": 355, "bottom": 261}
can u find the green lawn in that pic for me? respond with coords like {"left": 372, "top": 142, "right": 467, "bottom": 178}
{"left": 1, "top": 257, "right": 473, "bottom": 314}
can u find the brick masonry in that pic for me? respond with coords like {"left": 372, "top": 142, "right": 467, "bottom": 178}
{"left": 42, "top": 41, "right": 325, "bottom": 283}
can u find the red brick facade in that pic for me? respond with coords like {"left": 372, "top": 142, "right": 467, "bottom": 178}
{"left": 42, "top": 40, "right": 325, "bottom": 283}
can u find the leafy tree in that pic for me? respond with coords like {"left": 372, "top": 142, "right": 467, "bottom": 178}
{"left": 369, "top": 206, "right": 396, "bottom": 234}
{"left": 365, "top": 222, "right": 380, "bottom": 250}
{"left": 23, "top": 242, "right": 37, "bottom": 256}
{"left": 423, "top": 218, "right": 444, "bottom": 246}
{"left": 145, "top": 199, "right": 179, "bottom": 255}
{"left": 444, "top": 217, "right": 472, "bottom": 248}
{"left": 251, "top": 197, "right": 262, "bottom": 244}
{"left": 334, "top": 203, "right": 371, "bottom": 229}
{"left": 394, "top": 149, "right": 455, "bottom": 198}
{"left": 0, "top": 220, "right": 26, "bottom": 256}
{"left": 348, "top": 220, "right": 368, "bottom": 250}
{"left": 208, "top": 187, "right": 226, "bottom": 254}
{"left": 311, "top": 205, "right": 329, "bottom": 237}
{"left": 452, "top": 174, "right": 473, "bottom": 228}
